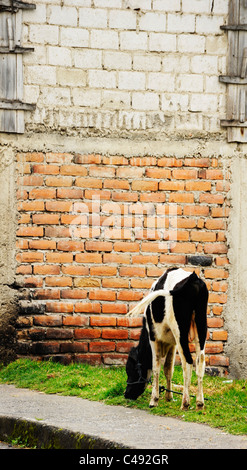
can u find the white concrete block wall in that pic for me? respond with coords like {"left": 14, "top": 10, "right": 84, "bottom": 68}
{"left": 22, "top": 0, "right": 228, "bottom": 136}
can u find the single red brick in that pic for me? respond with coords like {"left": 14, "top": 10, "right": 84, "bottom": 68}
{"left": 29, "top": 188, "right": 56, "bottom": 199}
{"left": 34, "top": 315, "right": 62, "bottom": 326}
{"left": 119, "top": 266, "right": 146, "bottom": 277}
{"left": 18, "top": 201, "right": 45, "bottom": 211}
{"left": 29, "top": 240, "right": 56, "bottom": 250}
{"left": 85, "top": 241, "right": 113, "bottom": 252}
{"left": 209, "top": 355, "right": 229, "bottom": 366}
{"left": 102, "top": 155, "right": 128, "bottom": 165}
{"left": 33, "top": 289, "right": 60, "bottom": 300}
{"left": 57, "top": 188, "right": 83, "bottom": 199}
{"left": 132, "top": 180, "right": 158, "bottom": 191}
{"left": 90, "top": 266, "right": 117, "bottom": 276}
{"left": 46, "top": 302, "right": 73, "bottom": 313}
{"left": 45, "top": 276, "right": 72, "bottom": 287}
{"left": 46, "top": 253, "right": 73, "bottom": 263}
{"left": 46, "top": 176, "right": 73, "bottom": 187}
{"left": 60, "top": 165, "right": 87, "bottom": 176}
{"left": 16, "top": 252, "right": 44, "bottom": 263}
{"left": 89, "top": 290, "right": 116, "bottom": 301}
{"left": 74, "top": 303, "right": 101, "bottom": 313}
{"left": 33, "top": 165, "right": 59, "bottom": 174}
{"left": 90, "top": 316, "right": 116, "bottom": 327}
{"left": 75, "top": 177, "right": 102, "bottom": 189}
{"left": 75, "top": 329, "right": 101, "bottom": 339}
{"left": 33, "top": 214, "right": 60, "bottom": 225}
{"left": 33, "top": 265, "right": 60, "bottom": 275}
{"left": 89, "top": 341, "right": 115, "bottom": 352}
{"left": 102, "top": 329, "right": 128, "bottom": 340}
{"left": 20, "top": 175, "right": 44, "bottom": 186}
{"left": 63, "top": 266, "right": 90, "bottom": 276}
{"left": 212, "top": 330, "right": 228, "bottom": 341}
{"left": 145, "top": 168, "right": 171, "bottom": 179}
{"left": 102, "top": 304, "right": 128, "bottom": 314}
{"left": 114, "top": 242, "right": 139, "bottom": 252}
{"left": 115, "top": 342, "right": 134, "bottom": 353}
{"left": 63, "top": 315, "right": 89, "bottom": 326}
{"left": 57, "top": 241, "right": 84, "bottom": 252}
{"left": 17, "top": 227, "right": 44, "bottom": 237}
{"left": 172, "top": 169, "right": 197, "bottom": 179}
{"left": 61, "top": 289, "right": 87, "bottom": 299}
{"left": 46, "top": 201, "right": 72, "bottom": 212}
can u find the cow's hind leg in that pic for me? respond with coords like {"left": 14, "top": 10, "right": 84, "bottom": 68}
{"left": 163, "top": 345, "right": 176, "bottom": 402}
{"left": 195, "top": 331, "right": 205, "bottom": 410}
{"left": 149, "top": 341, "right": 161, "bottom": 408}
{"left": 177, "top": 345, "right": 192, "bottom": 410}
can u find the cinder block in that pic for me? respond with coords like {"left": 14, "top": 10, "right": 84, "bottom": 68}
{"left": 48, "top": 46, "right": 72, "bottom": 67}
{"left": 79, "top": 8, "right": 107, "bottom": 28}
{"left": 167, "top": 13, "right": 195, "bottom": 33}
{"left": 29, "top": 25, "right": 59, "bottom": 45}
{"left": 74, "top": 50, "right": 102, "bottom": 69}
{"left": 147, "top": 72, "right": 175, "bottom": 92}
{"left": 133, "top": 54, "right": 161, "bottom": 71}
{"left": 57, "top": 68, "right": 87, "bottom": 87}
{"left": 48, "top": 6, "right": 77, "bottom": 27}
{"left": 139, "top": 12, "right": 166, "bottom": 31}
{"left": 149, "top": 33, "right": 176, "bottom": 52}
{"left": 103, "top": 51, "right": 132, "bottom": 70}
{"left": 153, "top": 0, "right": 180, "bottom": 11}
{"left": 109, "top": 10, "right": 136, "bottom": 29}
{"left": 60, "top": 27, "right": 89, "bottom": 48}
{"left": 88, "top": 70, "right": 117, "bottom": 89}
{"left": 118, "top": 71, "right": 145, "bottom": 90}
{"left": 177, "top": 34, "right": 205, "bottom": 53}
{"left": 120, "top": 31, "right": 147, "bottom": 50}
{"left": 91, "top": 30, "right": 119, "bottom": 50}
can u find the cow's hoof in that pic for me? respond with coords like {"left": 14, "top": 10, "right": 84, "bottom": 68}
{"left": 149, "top": 398, "right": 159, "bottom": 408}
{"left": 196, "top": 402, "right": 204, "bottom": 411}
{"left": 181, "top": 402, "right": 190, "bottom": 411}
{"left": 165, "top": 393, "right": 173, "bottom": 402}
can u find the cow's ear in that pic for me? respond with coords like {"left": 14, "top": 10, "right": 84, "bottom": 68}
{"left": 170, "top": 272, "right": 197, "bottom": 296}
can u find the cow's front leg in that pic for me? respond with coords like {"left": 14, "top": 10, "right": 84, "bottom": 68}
{"left": 163, "top": 345, "right": 176, "bottom": 402}
{"left": 149, "top": 342, "right": 161, "bottom": 408}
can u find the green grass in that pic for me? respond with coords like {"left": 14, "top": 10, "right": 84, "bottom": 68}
{"left": 0, "top": 359, "right": 247, "bottom": 436}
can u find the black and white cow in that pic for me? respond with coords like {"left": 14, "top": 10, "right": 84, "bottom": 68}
{"left": 124, "top": 267, "right": 208, "bottom": 410}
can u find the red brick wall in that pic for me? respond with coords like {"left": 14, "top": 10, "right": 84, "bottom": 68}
{"left": 16, "top": 152, "right": 230, "bottom": 372}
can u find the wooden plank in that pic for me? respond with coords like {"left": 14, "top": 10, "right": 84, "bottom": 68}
{"left": 0, "top": 1, "right": 36, "bottom": 12}
{"left": 239, "top": 87, "right": 246, "bottom": 121}
{"left": 221, "top": 24, "right": 247, "bottom": 30}
{"left": 16, "top": 51, "right": 24, "bottom": 132}
{"left": 240, "top": 47, "right": 247, "bottom": 76}
{"left": 221, "top": 119, "right": 247, "bottom": 127}
{"left": 7, "top": 17, "right": 14, "bottom": 51}
{"left": 219, "top": 75, "right": 247, "bottom": 84}
{"left": 228, "top": 30, "right": 238, "bottom": 76}
{"left": 228, "top": 126, "right": 247, "bottom": 141}
{"left": 0, "top": 46, "right": 34, "bottom": 53}
{"left": 229, "top": 0, "right": 240, "bottom": 24}
{"left": 0, "top": 100, "right": 35, "bottom": 110}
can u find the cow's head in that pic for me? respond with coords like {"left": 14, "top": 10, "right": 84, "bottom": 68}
{"left": 124, "top": 346, "right": 147, "bottom": 400}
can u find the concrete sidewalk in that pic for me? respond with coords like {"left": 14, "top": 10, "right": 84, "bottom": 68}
{"left": 0, "top": 384, "right": 246, "bottom": 450}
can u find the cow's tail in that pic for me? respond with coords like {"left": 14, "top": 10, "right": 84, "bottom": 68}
{"left": 127, "top": 289, "right": 171, "bottom": 316}
{"left": 194, "top": 280, "right": 208, "bottom": 352}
